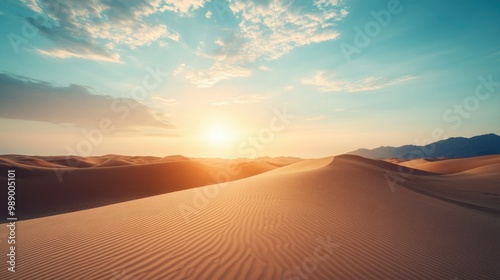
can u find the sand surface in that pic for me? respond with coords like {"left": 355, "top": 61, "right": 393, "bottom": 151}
{"left": 1, "top": 155, "right": 499, "bottom": 279}
{"left": 0, "top": 155, "right": 301, "bottom": 220}
{"left": 397, "top": 155, "right": 500, "bottom": 174}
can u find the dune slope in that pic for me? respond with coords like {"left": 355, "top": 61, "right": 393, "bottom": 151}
{"left": 1, "top": 155, "right": 499, "bottom": 279}
{"left": 0, "top": 155, "right": 296, "bottom": 220}
{"left": 398, "top": 154, "right": 500, "bottom": 174}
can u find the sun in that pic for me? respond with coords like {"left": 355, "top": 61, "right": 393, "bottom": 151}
{"left": 204, "top": 124, "right": 234, "bottom": 146}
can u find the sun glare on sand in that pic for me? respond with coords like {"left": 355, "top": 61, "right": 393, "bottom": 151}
{"left": 204, "top": 123, "right": 234, "bottom": 146}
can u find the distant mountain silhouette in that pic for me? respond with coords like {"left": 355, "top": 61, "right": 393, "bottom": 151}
{"left": 348, "top": 133, "right": 500, "bottom": 159}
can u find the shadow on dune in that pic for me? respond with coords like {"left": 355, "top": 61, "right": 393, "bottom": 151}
{"left": 329, "top": 155, "right": 500, "bottom": 216}
{"left": 0, "top": 155, "right": 297, "bottom": 221}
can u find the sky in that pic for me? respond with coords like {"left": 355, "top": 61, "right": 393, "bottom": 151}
{"left": 0, "top": 0, "right": 499, "bottom": 158}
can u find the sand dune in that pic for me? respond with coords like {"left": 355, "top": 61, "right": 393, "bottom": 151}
{"left": 392, "top": 155, "right": 500, "bottom": 212}
{"left": 264, "top": 156, "right": 334, "bottom": 175}
{"left": 0, "top": 155, "right": 298, "bottom": 220}
{"left": 96, "top": 157, "right": 135, "bottom": 167}
{"left": 1, "top": 155, "right": 499, "bottom": 279}
{"left": 0, "top": 156, "right": 69, "bottom": 170}
{"left": 398, "top": 154, "right": 500, "bottom": 174}
{"left": 460, "top": 163, "right": 500, "bottom": 177}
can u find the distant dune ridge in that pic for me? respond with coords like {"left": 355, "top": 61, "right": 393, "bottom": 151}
{"left": 1, "top": 152, "right": 499, "bottom": 279}
{"left": 348, "top": 133, "right": 500, "bottom": 159}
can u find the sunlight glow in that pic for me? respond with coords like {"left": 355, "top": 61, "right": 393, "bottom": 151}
{"left": 204, "top": 124, "right": 234, "bottom": 146}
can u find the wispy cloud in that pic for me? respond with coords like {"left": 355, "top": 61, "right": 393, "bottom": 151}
{"left": 231, "top": 94, "right": 270, "bottom": 104}
{"left": 211, "top": 94, "right": 270, "bottom": 106}
{"left": 0, "top": 73, "right": 173, "bottom": 129}
{"left": 160, "top": 0, "right": 207, "bottom": 14}
{"left": 37, "top": 48, "right": 121, "bottom": 63}
{"left": 302, "top": 115, "right": 324, "bottom": 121}
{"left": 151, "top": 96, "right": 179, "bottom": 107}
{"left": 302, "top": 72, "right": 417, "bottom": 92}
{"left": 21, "top": 0, "right": 200, "bottom": 62}
{"left": 176, "top": 0, "right": 348, "bottom": 87}
{"left": 21, "top": 0, "right": 43, "bottom": 13}
{"left": 175, "top": 62, "right": 252, "bottom": 88}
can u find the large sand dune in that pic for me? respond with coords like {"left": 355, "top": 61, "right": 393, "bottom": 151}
{"left": 397, "top": 154, "right": 500, "bottom": 174}
{"left": 1, "top": 155, "right": 499, "bottom": 279}
{"left": 0, "top": 155, "right": 301, "bottom": 220}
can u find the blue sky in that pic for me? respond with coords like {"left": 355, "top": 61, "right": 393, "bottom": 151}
{"left": 0, "top": 0, "right": 499, "bottom": 158}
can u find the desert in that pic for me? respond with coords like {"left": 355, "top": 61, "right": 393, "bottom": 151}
{"left": 1, "top": 152, "right": 499, "bottom": 279}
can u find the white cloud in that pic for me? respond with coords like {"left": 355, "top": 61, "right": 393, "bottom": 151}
{"left": 37, "top": 48, "right": 122, "bottom": 63}
{"left": 151, "top": 96, "right": 179, "bottom": 106}
{"left": 205, "top": 11, "right": 212, "bottom": 19}
{"left": 303, "top": 115, "right": 324, "bottom": 121}
{"left": 214, "top": 39, "right": 224, "bottom": 46}
{"left": 229, "top": 0, "right": 345, "bottom": 61}
{"left": 161, "top": 0, "right": 207, "bottom": 14}
{"left": 21, "top": 0, "right": 43, "bottom": 13}
{"left": 231, "top": 94, "right": 270, "bottom": 104}
{"left": 177, "top": 0, "right": 348, "bottom": 86}
{"left": 174, "top": 62, "right": 252, "bottom": 87}
{"left": 210, "top": 94, "right": 270, "bottom": 106}
{"left": 302, "top": 72, "right": 417, "bottom": 92}
{"left": 315, "top": 0, "right": 338, "bottom": 6}
{"left": 86, "top": 22, "right": 179, "bottom": 50}
{"left": 21, "top": 0, "right": 197, "bottom": 63}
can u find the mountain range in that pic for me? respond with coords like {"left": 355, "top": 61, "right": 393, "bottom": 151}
{"left": 348, "top": 133, "right": 500, "bottom": 159}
